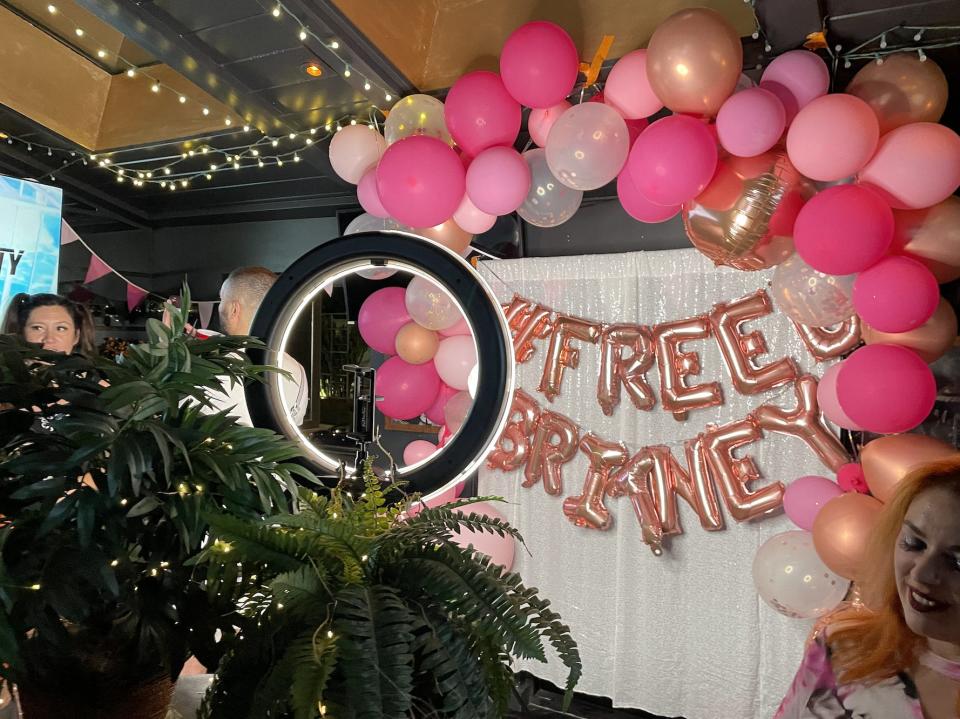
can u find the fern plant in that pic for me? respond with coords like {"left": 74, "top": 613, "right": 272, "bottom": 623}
{"left": 0, "top": 287, "right": 318, "bottom": 699}
{"left": 196, "top": 465, "right": 581, "bottom": 719}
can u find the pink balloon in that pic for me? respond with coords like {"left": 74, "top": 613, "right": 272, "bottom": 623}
{"left": 500, "top": 21, "right": 579, "bottom": 108}
{"left": 759, "top": 50, "right": 830, "bottom": 124}
{"left": 528, "top": 100, "right": 571, "bottom": 147}
{"left": 853, "top": 255, "right": 940, "bottom": 333}
{"left": 444, "top": 71, "right": 521, "bottom": 156}
{"left": 405, "top": 480, "right": 464, "bottom": 517}
{"left": 786, "top": 94, "right": 879, "bottom": 182}
{"left": 376, "top": 135, "right": 465, "bottom": 228}
{"left": 784, "top": 475, "right": 845, "bottom": 531}
{"left": 836, "top": 344, "right": 937, "bottom": 434}
{"left": 425, "top": 383, "right": 458, "bottom": 426}
{"left": 603, "top": 49, "right": 663, "bottom": 120}
{"left": 358, "top": 287, "right": 410, "bottom": 354}
{"left": 403, "top": 439, "right": 438, "bottom": 465}
{"left": 376, "top": 356, "right": 441, "bottom": 420}
{"left": 858, "top": 122, "right": 960, "bottom": 210}
{"left": 450, "top": 501, "right": 515, "bottom": 570}
{"left": 328, "top": 125, "right": 387, "bottom": 184}
{"left": 439, "top": 315, "right": 471, "bottom": 337}
{"left": 817, "top": 362, "right": 863, "bottom": 431}
{"left": 794, "top": 185, "right": 893, "bottom": 275}
{"left": 433, "top": 335, "right": 477, "bottom": 390}
{"left": 837, "top": 463, "right": 869, "bottom": 494}
{"left": 452, "top": 194, "right": 496, "bottom": 234}
{"left": 626, "top": 114, "right": 718, "bottom": 206}
{"left": 617, "top": 170, "right": 680, "bottom": 223}
{"left": 466, "top": 146, "right": 532, "bottom": 215}
{"left": 443, "top": 390, "right": 473, "bottom": 434}
{"left": 716, "top": 87, "right": 786, "bottom": 158}
{"left": 357, "top": 167, "right": 389, "bottom": 218}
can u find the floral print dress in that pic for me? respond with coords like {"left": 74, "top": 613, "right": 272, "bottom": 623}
{"left": 775, "top": 636, "right": 925, "bottom": 718}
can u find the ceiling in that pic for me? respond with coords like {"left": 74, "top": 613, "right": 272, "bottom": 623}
{"left": 0, "top": 0, "right": 959, "bottom": 236}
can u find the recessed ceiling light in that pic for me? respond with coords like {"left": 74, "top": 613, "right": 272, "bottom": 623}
{"left": 126, "top": 69, "right": 136, "bottom": 77}
{"left": 75, "top": 28, "right": 84, "bottom": 37}
{"left": 97, "top": 49, "right": 107, "bottom": 58}
{"left": 47, "top": 4, "right": 56, "bottom": 13}
{"left": 302, "top": 61, "right": 323, "bottom": 78}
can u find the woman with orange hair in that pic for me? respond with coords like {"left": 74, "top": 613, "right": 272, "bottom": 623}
{"left": 775, "top": 456, "right": 960, "bottom": 718}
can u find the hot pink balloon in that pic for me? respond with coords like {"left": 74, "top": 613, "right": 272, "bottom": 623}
{"left": 794, "top": 185, "right": 893, "bottom": 275}
{"left": 528, "top": 100, "right": 571, "bottom": 147}
{"left": 784, "top": 475, "right": 845, "bottom": 531}
{"left": 759, "top": 50, "right": 830, "bottom": 124}
{"left": 376, "top": 135, "right": 465, "bottom": 228}
{"left": 858, "top": 122, "right": 960, "bottom": 210}
{"left": 434, "top": 335, "right": 477, "bottom": 391}
{"left": 626, "top": 114, "right": 718, "bottom": 206}
{"left": 444, "top": 71, "right": 521, "bottom": 157}
{"left": 617, "top": 170, "right": 680, "bottom": 223}
{"left": 328, "top": 125, "right": 387, "bottom": 184}
{"left": 603, "top": 49, "right": 663, "bottom": 119}
{"left": 836, "top": 344, "right": 937, "bottom": 434}
{"left": 376, "top": 356, "right": 441, "bottom": 420}
{"left": 450, "top": 501, "right": 515, "bottom": 570}
{"left": 716, "top": 87, "right": 786, "bottom": 157}
{"left": 787, "top": 94, "right": 879, "bottom": 182}
{"left": 466, "top": 146, "right": 532, "bottom": 215}
{"left": 425, "top": 383, "right": 459, "bottom": 426}
{"left": 357, "top": 167, "right": 389, "bottom": 218}
{"left": 853, "top": 255, "right": 940, "bottom": 333}
{"left": 358, "top": 287, "right": 410, "bottom": 354}
{"left": 500, "top": 21, "right": 579, "bottom": 109}
{"left": 837, "top": 463, "right": 869, "bottom": 494}
{"left": 453, "top": 194, "right": 496, "bottom": 235}
{"left": 817, "top": 362, "right": 863, "bottom": 431}
{"left": 403, "top": 439, "right": 438, "bottom": 465}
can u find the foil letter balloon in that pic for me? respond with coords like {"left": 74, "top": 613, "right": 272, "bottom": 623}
{"left": 793, "top": 318, "right": 862, "bottom": 362}
{"left": 487, "top": 389, "right": 540, "bottom": 472}
{"left": 503, "top": 295, "right": 553, "bottom": 364}
{"left": 562, "top": 434, "right": 628, "bottom": 531}
{"left": 682, "top": 151, "right": 811, "bottom": 270}
{"left": 703, "top": 418, "right": 784, "bottom": 522}
{"left": 652, "top": 315, "right": 723, "bottom": 419}
{"left": 709, "top": 290, "right": 798, "bottom": 394}
{"left": 752, "top": 375, "right": 851, "bottom": 473}
{"left": 597, "top": 323, "right": 657, "bottom": 416}
{"left": 646, "top": 440, "right": 725, "bottom": 534}
{"left": 538, "top": 314, "right": 602, "bottom": 402}
{"left": 608, "top": 450, "right": 664, "bottom": 553}
{"left": 522, "top": 410, "right": 579, "bottom": 495}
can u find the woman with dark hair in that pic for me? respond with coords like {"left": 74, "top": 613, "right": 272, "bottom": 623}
{"left": 3, "top": 292, "right": 96, "bottom": 357}
{"left": 776, "top": 456, "right": 960, "bottom": 718}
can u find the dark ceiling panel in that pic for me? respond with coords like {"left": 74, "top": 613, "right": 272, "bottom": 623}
{"left": 149, "top": 0, "right": 264, "bottom": 34}
{"left": 195, "top": 14, "right": 302, "bottom": 62}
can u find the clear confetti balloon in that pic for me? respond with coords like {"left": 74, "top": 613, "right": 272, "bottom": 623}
{"left": 344, "top": 213, "right": 412, "bottom": 280}
{"left": 772, "top": 252, "right": 856, "bottom": 326}
{"left": 404, "top": 276, "right": 460, "bottom": 331}
{"left": 384, "top": 94, "right": 453, "bottom": 146}
{"left": 516, "top": 148, "right": 583, "bottom": 228}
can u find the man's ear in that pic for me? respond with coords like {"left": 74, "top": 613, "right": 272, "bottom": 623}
{"left": 224, "top": 299, "right": 240, "bottom": 319}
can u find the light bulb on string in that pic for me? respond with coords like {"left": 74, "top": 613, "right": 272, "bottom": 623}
{"left": 305, "top": 138, "right": 312, "bottom": 145}
{"left": 294, "top": 153, "right": 300, "bottom": 162}
{"left": 201, "top": 147, "right": 208, "bottom": 154}
{"left": 98, "top": 49, "right": 107, "bottom": 58}
{"left": 350, "top": 119, "right": 357, "bottom": 125}
{"left": 163, "top": 167, "right": 171, "bottom": 175}
{"left": 243, "top": 124, "right": 250, "bottom": 132}
{"left": 126, "top": 69, "right": 136, "bottom": 78}
{"left": 277, "top": 158, "right": 284, "bottom": 166}
{"left": 364, "top": 81, "right": 371, "bottom": 90}
{"left": 272, "top": 139, "right": 279, "bottom": 147}
{"left": 914, "top": 29, "right": 925, "bottom": 41}
{"left": 233, "top": 161, "right": 240, "bottom": 169}
{"left": 288, "top": 133, "right": 296, "bottom": 139}
{"left": 879, "top": 33, "right": 887, "bottom": 49}
{"left": 179, "top": 96, "right": 186, "bottom": 104}
{"left": 385, "top": 93, "right": 392, "bottom": 102}
{"left": 251, "top": 149, "right": 259, "bottom": 156}
{"left": 210, "top": 164, "right": 217, "bottom": 170}
{"left": 272, "top": 5, "right": 281, "bottom": 17}
{"left": 258, "top": 159, "right": 264, "bottom": 168}
{"left": 919, "top": 48, "right": 927, "bottom": 61}
{"left": 180, "top": 179, "right": 188, "bottom": 187}
{"left": 146, "top": 171, "right": 152, "bottom": 178}
{"left": 299, "top": 29, "right": 307, "bottom": 41}
{"left": 309, "top": 127, "right": 317, "bottom": 134}
{"left": 75, "top": 28, "right": 84, "bottom": 37}
{"left": 205, "top": 173, "right": 212, "bottom": 180}
{"left": 330, "top": 40, "right": 339, "bottom": 49}
{"left": 225, "top": 117, "right": 232, "bottom": 126}
{"left": 344, "top": 67, "right": 351, "bottom": 78}
{"left": 47, "top": 4, "right": 56, "bottom": 12}
{"left": 324, "top": 123, "right": 331, "bottom": 131}
{"left": 151, "top": 83, "right": 160, "bottom": 93}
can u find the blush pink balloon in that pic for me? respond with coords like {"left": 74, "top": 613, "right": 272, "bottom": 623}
{"left": 817, "top": 362, "right": 863, "bottom": 431}
{"left": 528, "top": 100, "right": 571, "bottom": 147}
{"left": 403, "top": 439, "right": 438, "bottom": 465}
{"left": 328, "top": 125, "right": 387, "bottom": 184}
{"left": 616, "top": 170, "right": 680, "bottom": 223}
{"left": 794, "top": 185, "right": 894, "bottom": 275}
{"left": 425, "top": 383, "right": 459, "bottom": 426}
{"left": 439, "top": 315, "right": 471, "bottom": 337}
{"left": 759, "top": 50, "right": 830, "bottom": 124}
{"left": 376, "top": 356, "right": 441, "bottom": 420}
{"left": 358, "top": 287, "right": 410, "bottom": 354}
{"left": 376, "top": 135, "right": 465, "bottom": 227}
{"left": 626, "top": 114, "right": 718, "bottom": 206}
{"left": 452, "top": 194, "right": 497, "bottom": 234}
{"left": 466, "top": 146, "right": 532, "bottom": 215}
{"left": 853, "top": 255, "right": 940, "bottom": 333}
{"left": 443, "top": 390, "right": 473, "bottom": 434}
{"left": 405, "top": 480, "right": 464, "bottom": 517}
{"left": 786, "top": 94, "right": 879, "bottom": 181}
{"left": 784, "top": 475, "right": 845, "bottom": 531}
{"left": 836, "top": 344, "right": 937, "bottom": 434}
{"left": 858, "top": 122, "right": 960, "bottom": 210}
{"left": 450, "top": 501, "right": 515, "bottom": 570}
{"left": 500, "top": 21, "right": 579, "bottom": 108}
{"left": 716, "top": 87, "right": 786, "bottom": 157}
{"left": 604, "top": 49, "right": 663, "bottom": 119}
{"left": 433, "top": 335, "right": 477, "bottom": 390}
{"left": 444, "top": 71, "right": 521, "bottom": 156}
{"left": 357, "top": 167, "right": 389, "bottom": 218}
{"left": 590, "top": 90, "right": 648, "bottom": 146}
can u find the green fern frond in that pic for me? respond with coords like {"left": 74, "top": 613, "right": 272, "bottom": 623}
{"left": 289, "top": 629, "right": 338, "bottom": 719}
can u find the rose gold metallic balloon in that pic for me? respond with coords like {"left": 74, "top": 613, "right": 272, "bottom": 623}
{"left": 860, "top": 434, "right": 959, "bottom": 503}
{"left": 846, "top": 53, "right": 948, "bottom": 135}
{"left": 812, "top": 493, "right": 883, "bottom": 580}
{"left": 645, "top": 7, "right": 743, "bottom": 116}
{"left": 395, "top": 322, "right": 439, "bottom": 364}
{"left": 682, "top": 151, "right": 813, "bottom": 270}
{"left": 862, "top": 298, "right": 958, "bottom": 364}
{"left": 892, "top": 196, "right": 960, "bottom": 283}
{"left": 412, "top": 219, "right": 473, "bottom": 254}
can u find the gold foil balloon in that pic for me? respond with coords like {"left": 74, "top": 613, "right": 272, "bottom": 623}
{"left": 860, "top": 434, "right": 959, "bottom": 503}
{"left": 846, "top": 53, "right": 949, "bottom": 135}
{"left": 645, "top": 7, "right": 743, "bottom": 116}
{"left": 411, "top": 219, "right": 473, "bottom": 255}
{"left": 682, "top": 151, "right": 812, "bottom": 270}
{"left": 862, "top": 297, "right": 958, "bottom": 364}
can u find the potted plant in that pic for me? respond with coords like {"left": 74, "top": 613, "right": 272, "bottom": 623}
{"left": 0, "top": 290, "right": 317, "bottom": 719}
{"left": 195, "top": 466, "right": 582, "bottom": 719}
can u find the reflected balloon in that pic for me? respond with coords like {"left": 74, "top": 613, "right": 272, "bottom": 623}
{"left": 395, "top": 322, "right": 439, "bottom": 364}
{"left": 892, "top": 196, "right": 960, "bottom": 283}
{"left": 384, "top": 94, "right": 452, "bottom": 145}
{"left": 405, "top": 276, "right": 460, "bottom": 331}
{"left": 846, "top": 53, "right": 948, "bottom": 134}
{"left": 443, "top": 390, "right": 473, "bottom": 434}
{"left": 434, "top": 335, "right": 477, "bottom": 390}
{"left": 516, "top": 148, "right": 583, "bottom": 228}
{"left": 771, "top": 252, "right": 856, "bottom": 326}
{"left": 545, "top": 102, "right": 630, "bottom": 191}
{"left": 404, "top": 440, "right": 438, "bottom": 465}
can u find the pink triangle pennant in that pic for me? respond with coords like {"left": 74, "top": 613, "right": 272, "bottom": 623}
{"left": 197, "top": 301, "right": 215, "bottom": 329}
{"left": 126, "top": 284, "right": 149, "bottom": 312}
{"left": 61, "top": 220, "right": 80, "bottom": 245}
{"left": 84, "top": 255, "right": 112, "bottom": 284}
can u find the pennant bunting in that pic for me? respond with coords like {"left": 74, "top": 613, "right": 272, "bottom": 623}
{"left": 84, "top": 255, "right": 112, "bottom": 284}
{"left": 126, "top": 284, "right": 149, "bottom": 312}
{"left": 61, "top": 220, "right": 80, "bottom": 245}
{"left": 197, "top": 301, "right": 215, "bottom": 329}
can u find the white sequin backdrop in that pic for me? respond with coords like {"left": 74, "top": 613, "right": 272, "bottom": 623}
{"left": 477, "top": 249, "right": 836, "bottom": 719}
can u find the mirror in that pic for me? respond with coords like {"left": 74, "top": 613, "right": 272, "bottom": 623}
{"left": 246, "top": 231, "right": 514, "bottom": 499}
